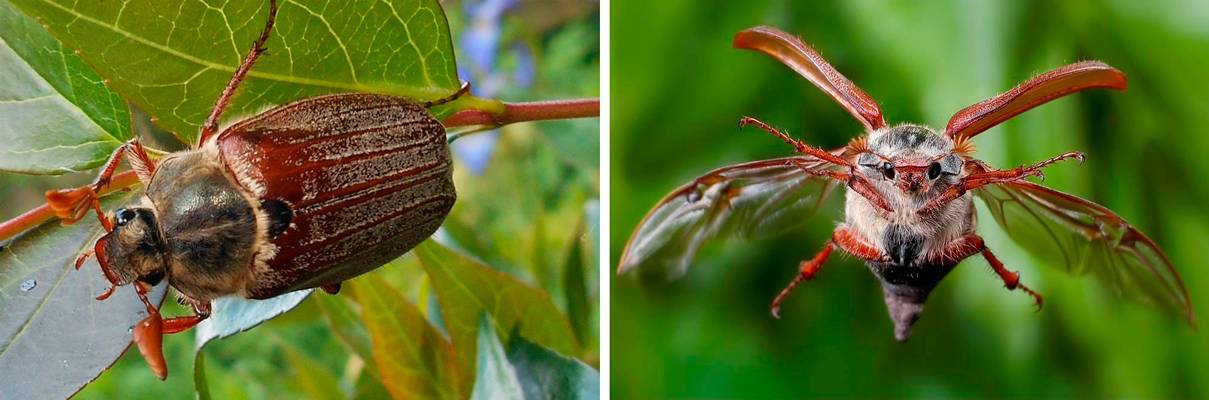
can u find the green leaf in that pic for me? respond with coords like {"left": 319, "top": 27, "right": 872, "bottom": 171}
{"left": 352, "top": 367, "right": 394, "bottom": 400}
{"left": 0, "top": 191, "right": 167, "bottom": 400}
{"left": 0, "top": 0, "right": 130, "bottom": 174}
{"left": 470, "top": 314, "right": 525, "bottom": 400}
{"left": 282, "top": 342, "right": 346, "bottom": 400}
{"left": 415, "top": 240, "right": 581, "bottom": 395}
{"left": 9, "top": 0, "right": 461, "bottom": 143}
{"left": 563, "top": 219, "right": 592, "bottom": 348}
{"left": 314, "top": 293, "right": 375, "bottom": 371}
{"left": 191, "top": 290, "right": 312, "bottom": 396}
{"left": 193, "top": 352, "right": 211, "bottom": 400}
{"left": 507, "top": 334, "right": 600, "bottom": 400}
{"left": 351, "top": 273, "right": 461, "bottom": 400}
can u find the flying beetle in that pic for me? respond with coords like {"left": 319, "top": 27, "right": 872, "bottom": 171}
{"left": 617, "top": 25, "right": 1193, "bottom": 341}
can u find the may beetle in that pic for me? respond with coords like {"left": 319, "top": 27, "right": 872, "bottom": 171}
{"left": 45, "top": 0, "right": 464, "bottom": 378}
{"left": 618, "top": 26, "right": 1191, "bottom": 342}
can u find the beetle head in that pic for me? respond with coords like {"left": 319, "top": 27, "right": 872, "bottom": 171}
{"left": 97, "top": 207, "right": 169, "bottom": 288}
{"left": 857, "top": 125, "right": 964, "bottom": 199}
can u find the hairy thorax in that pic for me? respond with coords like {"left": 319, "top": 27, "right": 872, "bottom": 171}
{"left": 842, "top": 125, "right": 977, "bottom": 266}
{"left": 843, "top": 187, "right": 975, "bottom": 264}
{"left": 142, "top": 148, "right": 264, "bottom": 302}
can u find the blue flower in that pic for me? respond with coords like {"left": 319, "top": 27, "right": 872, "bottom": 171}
{"left": 454, "top": 0, "right": 536, "bottom": 175}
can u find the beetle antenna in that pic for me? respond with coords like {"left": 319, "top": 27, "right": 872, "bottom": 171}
{"left": 198, "top": 0, "right": 279, "bottom": 145}
{"left": 739, "top": 116, "right": 852, "bottom": 167}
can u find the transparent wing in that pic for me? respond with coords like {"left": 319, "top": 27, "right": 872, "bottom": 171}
{"left": 618, "top": 156, "right": 841, "bottom": 279}
{"left": 977, "top": 181, "right": 1193, "bottom": 323}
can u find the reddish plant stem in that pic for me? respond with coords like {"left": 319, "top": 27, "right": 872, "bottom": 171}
{"left": 0, "top": 98, "right": 599, "bottom": 242}
{"left": 0, "top": 204, "right": 55, "bottom": 244}
{"left": 0, "top": 171, "right": 141, "bottom": 242}
{"left": 445, "top": 98, "right": 599, "bottom": 128}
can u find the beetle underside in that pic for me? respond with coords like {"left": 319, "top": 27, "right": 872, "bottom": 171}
{"left": 866, "top": 260, "right": 957, "bottom": 341}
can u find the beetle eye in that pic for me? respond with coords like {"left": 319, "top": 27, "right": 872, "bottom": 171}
{"left": 880, "top": 162, "right": 896, "bottom": 180}
{"left": 114, "top": 208, "right": 137, "bottom": 227}
{"left": 927, "top": 162, "right": 942, "bottom": 180}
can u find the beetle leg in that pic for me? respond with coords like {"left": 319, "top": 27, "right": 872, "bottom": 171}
{"left": 789, "top": 158, "right": 893, "bottom": 213}
{"left": 771, "top": 240, "right": 834, "bottom": 319}
{"left": 95, "top": 283, "right": 118, "bottom": 301}
{"left": 771, "top": 226, "right": 889, "bottom": 318}
{"left": 843, "top": 172, "right": 894, "bottom": 213}
{"left": 321, "top": 283, "right": 342, "bottom": 295}
{"left": 131, "top": 281, "right": 168, "bottom": 380}
{"left": 832, "top": 225, "right": 890, "bottom": 262}
{"left": 423, "top": 81, "right": 472, "bottom": 108}
{"left": 162, "top": 301, "right": 212, "bottom": 334}
{"left": 198, "top": 0, "right": 279, "bottom": 144}
{"left": 927, "top": 234, "right": 1043, "bottom": 308}
{"left": 46, "top": 145, "right": 123, "bottom": 228}
{"left": 980, "top": 245, "right": 1044, "bottom": 310}
{"left": 739, "top": 116, "right": 852, "bottom": 166}
{"left": 46, "top": 139, "right": 157, "bottom": 229}
{"left": 920, "top": 234, "right": 985, "bottom": 266}
{"left": 918, "top": 151, "right": 1084, "bottom": 215}
{"left": 74, "top": 248, "right": 95, "bottom": 270}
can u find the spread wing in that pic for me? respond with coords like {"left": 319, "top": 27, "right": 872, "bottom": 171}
{"left": 976, "top": 181, "right": 1193, "bottom": 323}
{"left": 733, "top": 26, "right": 886, "bottom": 131}
{"left": 618, "top": 156, "right": 842, "bottom": 279}
{"left": 946, "top": 61, "right": 1126, "bottom": 141}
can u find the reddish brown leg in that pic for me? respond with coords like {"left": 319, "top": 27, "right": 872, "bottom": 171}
{"left": 771, "top": 226, "right": 889, "bottom": 318}
{"left": 47, "top": 145, "right": 123, "bottom": 229}
{"left": 980, "top": 246, "right": 1043, "bottom": 310}
{"left": 197, "top": 0, "right": 279, "bottom": 144}
{"left": 923, "top": 233, "right": 1043, "bottom": 309}
{"left": 46, "top": 139, "right": 157, "bottom": 229}
{"left": 423, "top": 82, "right": 472, "bottom": 108}
{"left": 163, "top": 301, "right": 212, "bottom": 334}
{"left": 832, "top": 225, "right": 890, "bottom": 262}
{"left": 918, "top": 151, "right": 1084, "bottom": 215}
{"left": 740, "top": 116, "right": 852, "bottom": 166}
{"left": 771, "top": 241, "right": 834, "bottom": 319}
{"left": 922, "top": 234, "right": 986, "bottom": 266}
{"left": 784, "top": 151, "right": 893, "bottom": 213}
{"left": 127, "top": 283, "right": 213, "bottom": 379}
{"left": 75, "top": 248, "right": 95, "bottom": 270}
{"left": 131, "top": 281, "right": 168, "bottom": 379}
{"left": 95, "top": 284, "right": 117, "bottom": 301}
{"left": 843, "top": 172, "right": 894, "bottom": 213}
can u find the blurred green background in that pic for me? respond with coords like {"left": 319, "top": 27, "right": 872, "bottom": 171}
{"left": 611, "top": 0, "right": 1209, "bottom": 398}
